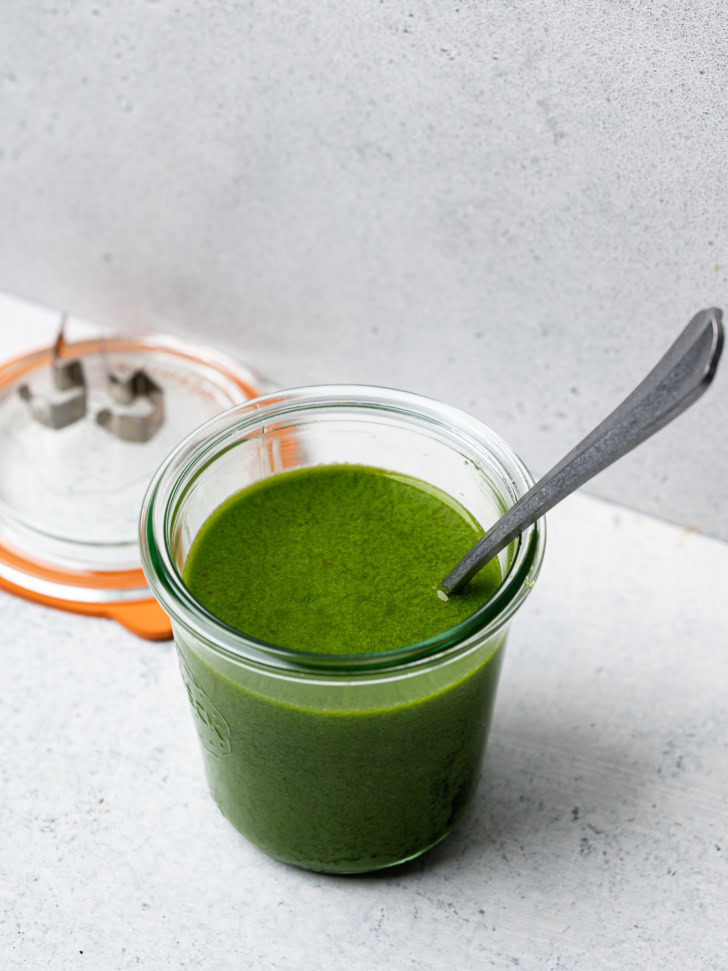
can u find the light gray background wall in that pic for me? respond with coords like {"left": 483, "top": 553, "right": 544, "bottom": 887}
{"left": 1, "top": 1, "right": 726, "bottom": 537}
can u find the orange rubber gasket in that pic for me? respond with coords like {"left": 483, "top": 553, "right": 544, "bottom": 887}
{"left": 0, "top": 571, "right": 172, "bottom": 639}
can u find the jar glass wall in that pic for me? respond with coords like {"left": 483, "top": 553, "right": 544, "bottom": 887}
{"left": 140, "top": 386, "right": 545, "bottom": 873}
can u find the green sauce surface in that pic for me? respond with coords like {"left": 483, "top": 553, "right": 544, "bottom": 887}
{"left": 184, "top": 463, "right": 500, "bottom": 654}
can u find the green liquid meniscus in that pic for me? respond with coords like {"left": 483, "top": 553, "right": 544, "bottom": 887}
{"left": 180, "top": 464, "right": 506, "bottom": 872}
{"left": 185, "top": 463, "right": 500, "bottom": 653}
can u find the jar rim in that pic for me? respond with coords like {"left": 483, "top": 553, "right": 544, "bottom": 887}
{"left": 139, "top": 385, "right": 546, "bottom": 674}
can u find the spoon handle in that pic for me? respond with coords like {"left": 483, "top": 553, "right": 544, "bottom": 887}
{"left": 440, "top": 307, "right": 724, "bottom": 595}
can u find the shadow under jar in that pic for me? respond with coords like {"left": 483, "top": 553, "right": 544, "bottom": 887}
{"left": 140, "top": 386, "right": 545, "bottom": 873}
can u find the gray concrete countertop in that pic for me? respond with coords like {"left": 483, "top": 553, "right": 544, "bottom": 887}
{"left": 2, "top": 489, "right": 727, "bottom": 970}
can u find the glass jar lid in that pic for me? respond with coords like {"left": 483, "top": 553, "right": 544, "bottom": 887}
{"left": 0, "top": 329, "right": 262, "bottom": 638}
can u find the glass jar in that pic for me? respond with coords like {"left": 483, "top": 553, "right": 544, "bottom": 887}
{"left": 140, "top": 386, "right": 545, "bottom": 873}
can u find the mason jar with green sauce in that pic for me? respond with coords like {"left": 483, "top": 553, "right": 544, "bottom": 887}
{"left": 140, "top": 386, "right": 545, "bottom": 874}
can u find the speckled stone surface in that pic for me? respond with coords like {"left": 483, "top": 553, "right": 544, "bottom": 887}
{"left": 0, "top": 2, "right": 727, "bottom": 538}
{"left": 2, "top": 492, "right": 727, "bottom": 969}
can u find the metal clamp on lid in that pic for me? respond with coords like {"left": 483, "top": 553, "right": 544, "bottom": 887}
{"left": 18, "top": 318, "right": 166, "bottom": 444}
{"left": 18, "top": 317, "right": 87, "bottom": 429}
{"left": 97, "top": 369, "right": 165, "bottom": 443}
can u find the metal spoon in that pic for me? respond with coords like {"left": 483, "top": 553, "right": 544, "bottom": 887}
{"left": 440, "top": 307, "right": 724, "bottom": 596}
